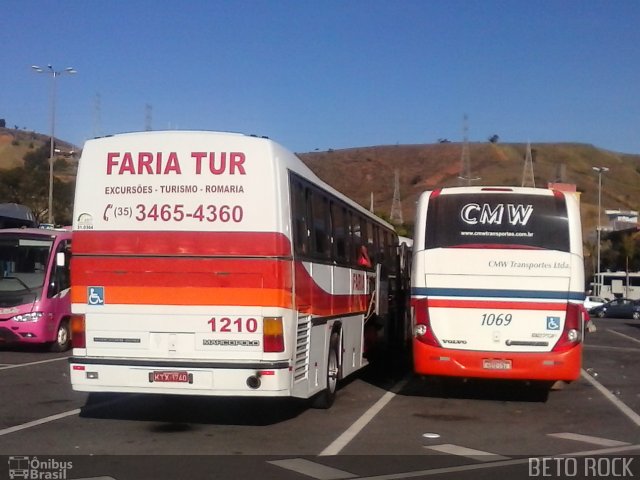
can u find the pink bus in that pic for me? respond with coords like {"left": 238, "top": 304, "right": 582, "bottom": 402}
{"left": 0, "top": 228, "right": 72, "bottom": 351}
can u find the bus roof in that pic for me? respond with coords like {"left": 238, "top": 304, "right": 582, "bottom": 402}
{"left": 82, "top": 130, "right": 395, "bottom": 231}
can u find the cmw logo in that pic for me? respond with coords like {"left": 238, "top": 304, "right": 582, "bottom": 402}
{"left": 460, "top": 203, "right": 534, "bottom": 226}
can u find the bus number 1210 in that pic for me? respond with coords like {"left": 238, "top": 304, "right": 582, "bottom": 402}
{"left": 208, "top": 317, "right": 258, "bottom": 333}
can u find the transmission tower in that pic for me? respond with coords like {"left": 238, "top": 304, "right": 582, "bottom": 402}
{"left": 458, "top": 114, "right": 479, "bottom": 186}
{"left": 521, "top": 142, "right": 536, "bottom": 187}
{"left": 390, "top": 169, "right": 404, "bottom": 225}
{"left": 145, "top": 104, "right": 153, "bottom": 131}
{"left": 92, "top": 93, "right": 102, "bottom": 138}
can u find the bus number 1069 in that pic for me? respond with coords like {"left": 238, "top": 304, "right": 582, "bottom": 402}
{"left": 481, "top": 313, "right": 512, "bottom": 326}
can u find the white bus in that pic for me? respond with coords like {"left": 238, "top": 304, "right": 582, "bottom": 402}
{"left": 591, "top": 271, "right": 640, "bottom": 300}
{"left": 411, "top": 186, "right": 586, "bottom": 382}
{"left": 69, "top": 131, "right": 409, "bottom": 408}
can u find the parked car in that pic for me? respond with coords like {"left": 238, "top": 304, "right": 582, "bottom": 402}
{"left": 584, "top": 295, "right": 606, "bottom": 311}
{"left": 589, "top": 298, "right": 640, "bottom": 320}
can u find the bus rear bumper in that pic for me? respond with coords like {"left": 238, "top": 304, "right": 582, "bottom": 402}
{"left": 413, "top": 341, "right": 582, "bottom": 382}
{"left": 68, "top": 357, "right": 293, "bottom": 397}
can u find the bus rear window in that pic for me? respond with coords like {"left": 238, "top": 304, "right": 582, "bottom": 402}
{"left": 425, "top": 192, "right": 570, "bottom": 252}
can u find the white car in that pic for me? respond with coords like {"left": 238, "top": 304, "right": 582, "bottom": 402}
{"left": 584, "top": 295, "right": 606, "bottom": 311}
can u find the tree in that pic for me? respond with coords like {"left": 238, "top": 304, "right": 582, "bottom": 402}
{"left": 23, "top": 143, "right": 50, "bottom": 172}
{"left": 0, "top": 141, "right": 76, "bottom": 225}
{"left": 488, "top": 134, "right": 499, "bottom": 144}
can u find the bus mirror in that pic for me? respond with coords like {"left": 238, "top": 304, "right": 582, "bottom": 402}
{"left": 56, "top": 252, "right": 66, "bottom": 267}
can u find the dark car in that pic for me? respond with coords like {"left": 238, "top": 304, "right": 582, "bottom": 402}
{"left": 589, "top": 298, "right": 640, "bottom": 320}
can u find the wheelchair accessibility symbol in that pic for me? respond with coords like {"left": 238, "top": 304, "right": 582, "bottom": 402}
{"left": 88, "top": 286, "right": 105, "bottom": 305}
{"left": 546, "top": 316, "right": 561, "bottom": 330}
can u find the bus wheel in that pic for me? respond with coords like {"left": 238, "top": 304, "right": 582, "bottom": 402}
{"left": 50, "top": 319, "right": 71, "bottom": 352}
{"left": 311, "top": 332, "right": 340, "bottom": 409}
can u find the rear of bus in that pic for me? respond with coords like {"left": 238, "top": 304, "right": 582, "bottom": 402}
{"left": 69, "top": 131, "right": 296, "bottom": 396}
{"left": 411, "top": 187, "right": 585, "bottom": 382}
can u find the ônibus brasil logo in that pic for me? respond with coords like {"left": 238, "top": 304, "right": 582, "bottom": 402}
{"left": 460, "top": 203, "right": 534, "bottom": 226}
{"left": 8, "top": 456, "right": 73, "bottom": 480}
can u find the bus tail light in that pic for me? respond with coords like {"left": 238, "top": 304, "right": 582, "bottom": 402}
{"left": 71, "top": 314, "right": 86, "bottom": 348}
{"left": 263, "top": 317, "right": 284, "bottom": 352}
{"left": 413, "top": 299, "right": 440, "bottom": 347}
{"left": 552, "top": 303, "right": 583, "bottom": 352}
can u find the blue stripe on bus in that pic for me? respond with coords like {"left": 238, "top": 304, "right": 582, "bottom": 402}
{"left": 411, "top": 287, "right": 584, "bottom": 301}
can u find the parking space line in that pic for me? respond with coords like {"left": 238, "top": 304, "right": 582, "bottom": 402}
{"left": 607, "top": 328, "right": 640, "bottom": 345}
{"left": 319, "top": 377, "right": 410, "bottom": 456}
{"left": 268, "top": 459, "right": 357, "bottom": 479}
{"left": 548, "top": 432, "right": 630, "bottom": 447}
{"left": 0, "top": 356, "right": 70, "bottom": 371}
{"left": 581, "top": 368, "right": 640, "bottom": 427}
{"left": 424, "top": 444, "right": 510, "bottom": 462}
{"left": 585, "top": 344, "right": 640, "bottom": 353}
{"left": 0, "top": 409, "right": 80, "bottom": 437}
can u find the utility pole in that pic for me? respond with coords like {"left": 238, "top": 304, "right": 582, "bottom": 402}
{"left": 145, "top": 104, "right": 153, "bottom": 131}
{"left": 592, "top": 166, "right": 609, "bottom": 296}
{"left": 93, "top": 93, "right": 102, "bottom": 138}
{"left": 390, "top": 169, "right": 403, "bottom": 225}
{"left": 31, "top": 64, "right": 77, "bottom": 224}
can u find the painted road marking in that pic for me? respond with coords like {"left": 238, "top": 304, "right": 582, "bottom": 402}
{"left": 0, "top": 409, "right": 80, "bottom": 436}
{"left": 319, "top": 378, "right": 409, "bottom": 456}
{"left": 268, "top": 459, "right": 356, "bottom": 479}
{"left": 607, "top": 328, "right": 640, "bottom": 345}
{"left": 424, "top": 444, "right": 510, "bottom": 462}
{"left": 548, "top": 432, "right": 630, "bottom": 447}
{"left": 0, "top": 356, "right": 70, "bottom": 370}
{"left": 580, "top": 368, "right": 640, "bottom": 427}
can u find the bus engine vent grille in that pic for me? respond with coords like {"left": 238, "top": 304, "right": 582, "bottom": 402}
{"left": 294, "top": 316, "right": 311, "bottom": 382}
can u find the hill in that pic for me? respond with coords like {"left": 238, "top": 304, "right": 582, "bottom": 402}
{"left": 298, "top": 142, "right": 640, "bottom": 238}
{"left": 1, "top": 127, "right": 638, "bottom": 239}
{"left": 0, "top": 127, "right": 77, "bottom": 168}
{"left": 0, "top": 127, "right": 79, "bottom": 182}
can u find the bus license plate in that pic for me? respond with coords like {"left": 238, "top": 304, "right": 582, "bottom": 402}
{"left": 149, "top": 371, "right": 193, "bottom": 383}
{"left": 482, "top": 359, "right": 512, "bottom": 370}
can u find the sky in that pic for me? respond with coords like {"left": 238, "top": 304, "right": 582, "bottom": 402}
{"left": 2, "top": 0, "right": 640, "bottom": 154}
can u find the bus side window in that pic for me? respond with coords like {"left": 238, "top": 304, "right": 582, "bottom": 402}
{"left": 311, "top": 192, "right": 331, "bottom": 260}
{"left": 332, "top": 202, "right": 348, "bottom": 264}
{"left": 291, "top": 180, "right": 310, "bottom": 256}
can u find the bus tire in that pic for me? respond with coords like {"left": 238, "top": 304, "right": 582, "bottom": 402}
{"left": 311, "top": 331, "right": 341, "bottom": 409}
{"left": 50, "top": 319, "right": 71, "bottom": 352}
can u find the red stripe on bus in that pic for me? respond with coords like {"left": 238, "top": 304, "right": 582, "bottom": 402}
{"left": 72, "top": 257, "right": 292, "bottom": 289}
{"left": 71, "top": 256, "right": 370, "bottom": 316}
{"left": 73, "top": 230, "right": 292, "bottom": 256}
{"left": 426, "top": 299, "right": 567, "bottom": 310}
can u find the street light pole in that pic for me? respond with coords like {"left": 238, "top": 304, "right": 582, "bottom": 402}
{"left": 592, "top": 166, "right": 609, "bottom": 296}
{"left": 32, "top": 64, "right": 76, "bottom": 224}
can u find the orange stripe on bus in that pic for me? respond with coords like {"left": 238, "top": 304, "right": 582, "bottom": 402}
{"left": 72, "top": 286, "right": 293, "bottom": 308}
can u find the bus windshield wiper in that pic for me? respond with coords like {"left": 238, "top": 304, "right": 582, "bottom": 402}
{"left": 0, "top": 275, "right": 33, "bottom": 292}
